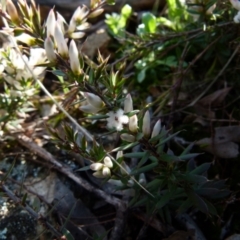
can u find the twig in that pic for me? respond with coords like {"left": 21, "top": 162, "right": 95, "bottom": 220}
{"left": 109, "top": 208, "right": 127, "bottom": 240}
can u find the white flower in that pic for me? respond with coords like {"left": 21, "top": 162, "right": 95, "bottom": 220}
{"left": 107, "top": 109, "right": 129, "bottom": 131}
{"left": 230, "top": 0, "right": 240, "bottom": 10}
{"left": 90, "top": 156, "right": 113, "bottom": 178}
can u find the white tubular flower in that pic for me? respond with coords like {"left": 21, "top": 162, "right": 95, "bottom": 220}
{"left": 103, "top": 156, "right": 113, "bottom": 168}
{"left": 69, "top": 40, "right": 81, "bottom": 75}
{"left": 85, "top": 92, "right": 104, "bottom": 109}
{"left": 129, "top": 114, "right": 138, "bottom": 132}
{"left": 44, "top": 37, "right": 56, "bottom": 62}
{"left": 151, "top": 120, "right": 161, "bottom": 139}
{"left": 120, "top": 133, "right": 135, "bottom": 142}
{"left": 46, "top": 9, "right": 56, "bottom": 37}
{"left": 102, "top": 166, "right": 111, "bottom": 177}
{"left": 91, "top": 156, "right": 113, "bottom": 178}
{"left": 124, "top": 93, "right": 133, "bottom": 113}
{"left": 6, "top": 0, "right": 19, "bottom": 23}
{"left": 142, "top": 110, "right": 151, "bottom": 137}
{"left": 54, "top": 22, "right": 68, "bottom": 57}
{"left": 90, "top": 162, "right": 103, "bottom": 171}
{"left": 107, "top": 109, "right": 129, "bottom": 131}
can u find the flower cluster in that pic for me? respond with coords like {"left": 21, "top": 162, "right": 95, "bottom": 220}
{"left": 90, "top": 156, "right": 113, "bottom": 178}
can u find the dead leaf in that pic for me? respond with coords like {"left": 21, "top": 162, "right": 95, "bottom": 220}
{"left": 196, "top": 138, "right": 239, "bottom": 158}
{"left": 198, "top": 87, "right": 231, "bottom": 107}
{"left": 214, "top": 126, "right": 240, "bottom": 143}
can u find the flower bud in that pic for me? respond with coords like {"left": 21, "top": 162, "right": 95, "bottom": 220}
{"left": 104, "top": 156, "right": 113, "bottom": 168}
{"left": 120, "top": 133, "right": 135, "bottom": 142}
{"left": 69, "top": 40, "right": 81, "bottom": 75}
{"left": 88, "top": 8, "right": 104, "bottom": 18}
{"left": 116, "top": 151, "right": 123, "bottom": 160}
{"left": 90, "top": 163, "right": 103, "bottom": 171}
{"left": 69, "top": 31, "right": 86, "bottom": 39}
{"left": 151, "top": 120, "right": 161, "bottom": 139}
{"left": 127, "top": 179, "right": 134, "bottom": 187}
{"left": 46, "top": 9, "right": 56, "bottom": 37}
{"left": 124, "top": 94, "right": 133, "bottom": 113}
{"left": 129, "top": 115, "right": 138, "bottom": 132}
{"left": 102, "top": 166, "right": 111, "bottom": 177}
{"left": 139, "top": 173, "right": 147, "bottom": 185}
{"left": 6, "top": 0, "right": 19, "bottom": 23}
{"left": 142, "top": 110, "right": 151, "bottom": 137}
{"left": 54, "top": 22, "right": 68, "bottom": 57}
{"left": 85, "top": 92, "right": 104, "bottom": 109}
{"left": 44, "top": 37, "right": 56, "bottom": 62}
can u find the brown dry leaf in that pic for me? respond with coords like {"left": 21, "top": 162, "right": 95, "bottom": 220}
{"left": 198, "top": 87, "right": 231, "bottom": 107}
{"left": 196, "top": 138, "right": 239, "bottom": 158}
{"left": 214, "top": 126, "right": 240, "bottom": 143}
{"left": 81, "top": 28, "right": 110, "bottom": 59}
{"left": 196, "top": 125, "right": 240, "bottom": 158}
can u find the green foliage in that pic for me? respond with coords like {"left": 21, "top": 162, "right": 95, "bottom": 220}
{"left": 0, "top": 0, "right": 237, "bottom": 237}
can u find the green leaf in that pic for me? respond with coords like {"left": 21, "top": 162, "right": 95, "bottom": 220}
{"left": 111, "top": 142, "right": 138, "bottom": 152}
{"left": 179, "top": 173, "right": 208, "bottom": 184}
{"left": 124, "top": 152, "right": 146, "bottom": 158}
{"left": 137, "top": 151, "right": 151, "bottom": 168}
{"left": 156, "top": 131, "right": 182, "bottom": 147}
{"left": 177, "top": 198, "right": 193, "bottom": 214}
{"left": 181, "top": 142, "right": 195, "bottom": 155}
{"left": 75, "top": 165, "right": 91, "bottom": 172}
{"left": 85, "top": 114, "right": 109, "bottom": 120}
{"left": 179, "top": 153, "right": 201, "bottom": 161}
{"left": 191, "top": 162, "right": 211, "bottom": 175}
{"left": 156, "top": 191, "right": 173, "bottom": 209}
{"left": 106, "top": 0, "right": 115, "bottom": 5}
{"left": 187, "top": 190, "right": 208, "bottom": 214}
{"left": 142, "top": 12, "right": 157, "bottom": 33}
{"left": 131, "top": 162, "right": 158, "bottom": 175}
